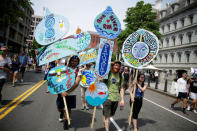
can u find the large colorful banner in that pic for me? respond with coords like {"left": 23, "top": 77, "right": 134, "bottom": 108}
{"left": 37, "top": 38, "right": 77, "bottom": 66}
{"left": 85, "top": 82, "right": 108, "bottom": 106}
{"left": 94, "top": 38, "right": 114, "bottom": 79}
{"left": 74, "top": 32, "right": 91, "bottom": 51}
{"left": 122, "top": 29, "right": 159, "bottom": 69}
{"left": 94, "top": 6, "right": 121, "bottom": 39}
{"left": 47, "top": 65, "right": 75, "bottom": 94}
{"left": 80, "top": 70, "right": 96, "bottom": 87}
{"left": 78, "top": 49, "right": 97, "bottom": 66}
{"left": 35, "top": 9, "right": 69, "bottom": 45}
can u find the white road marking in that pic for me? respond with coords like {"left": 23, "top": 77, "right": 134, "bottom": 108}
{"left": 100, "top": 105, "right": 122, "bottom": 131}
{"left": 144, "top": 98, "right": 197, "bottom": 125}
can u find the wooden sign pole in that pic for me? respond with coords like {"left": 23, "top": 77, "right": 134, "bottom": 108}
{"left": 63, "top": 97, "right": 71, "bottom": 125}
{"left": 90, "top": 106, "right": 97, "bottom": 129}
{"left": 128, "top": 34, "right": 143, "bottom": 126}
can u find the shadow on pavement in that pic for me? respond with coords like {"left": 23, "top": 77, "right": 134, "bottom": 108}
{"left": 138, "top": 118, "right": 156, "bottom": 127}
{"left": 68, "top": 110, "right": 92, "bottom": 129}
{"left": 0, "top": 100, "right": 33, "bottom": 107}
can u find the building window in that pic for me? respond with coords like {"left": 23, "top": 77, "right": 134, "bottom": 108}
{"left": 171, "top": 54, "right": 174, "bottom": 63}
{"left": 179, "top": 34, "right": 183, "bottom": 45}
{"left": 172, "top": 36, "right": 176, "bottom": 46}
{"left": 167, "top": 24, "right": 170, "bottom": 31}
{"left": 187, "top": 33, "right": 192, "bottom": 43}
{"left": 189, "top": 14, "right": 193, "bottom": 24}
{"left": 186, "top": 53, "right": 190, "bottom": 63}
{"left": 174, "top": 21, "right": 177, "bottom": 30}
{"left": 166, "top": 38, "right": 169, "bottom": 47}
{"left": 180, "top": 18, "right": 184, "bottom": 27}
{"left": 165, "top": 55, "right": 168, "bottom": 63}
{"left": 178, "top": 54, "right": 181, "bottom": 63}
{"left": 186, "top": 0, "right": 191, "bottom": 5}
{"left": 160, "top": 55, "right": 162, "bottom": 63}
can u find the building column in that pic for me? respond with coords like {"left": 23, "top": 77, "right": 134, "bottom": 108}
{"left": 182, "top": 33, "right": 187, "bottom": 44}
{"left": 170, "top": 23, "right": 175, "bottom": 31}
{"left": 177, "top": 20, "right": 181, "bottom": 29}
{"left": 164, "top": 25, "right": 168, "bottom": 33}
{"left": 193, "top": 13, "right": 197, "bottom": 24}
{"left": 175, "top": 35, "right": 179, "bottom": 46}
{"left": 174, "top": 52, "right": 179, "bottom": 63}
{"left": 184, "top": 16, "right": 190, "bottom": 26}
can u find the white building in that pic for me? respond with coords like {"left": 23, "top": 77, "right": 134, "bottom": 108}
{"left": 153, "top": 0, "right": 197, "bottom": 77}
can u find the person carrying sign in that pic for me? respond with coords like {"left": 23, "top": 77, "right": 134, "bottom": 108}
{"left": 56, "top": 55, "right": 80, "bottom": 130}
{"left": 78, "top": 63, "right": 92, "bottom": 110}
{"left": 102, "top": 61, "right": 125, "bottom": 131}
{"left": 121, "top": 73, "right": 147, "bottom": 131}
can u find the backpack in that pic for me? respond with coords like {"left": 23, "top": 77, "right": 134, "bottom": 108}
{"left": 103, "top": 71, "right": 122, "bottom": 93}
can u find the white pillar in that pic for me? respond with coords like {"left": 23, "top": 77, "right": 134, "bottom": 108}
{"left": 193, "top": 13, "right": 197, "bottom": 24}
{"left": 184, "top": 17, "right": 190, "bottom": 26}
{"left": 171, "top": 23, "right": 175, "bottom": 31}
{"left": 164, "top": 25, "right": 168, "bottom": 33}
{"left": 175, "top": 35, "right": 179, "bottom": 46}
{"left": 183, "top": 33, "right": 187, "bottom": 44}
{"left": 177, "top": 20, "right": 181, "bottom": 29}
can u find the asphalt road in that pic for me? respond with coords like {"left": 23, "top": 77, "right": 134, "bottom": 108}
{"left": 0, "top": 71, "right": 197, "bottom": 131}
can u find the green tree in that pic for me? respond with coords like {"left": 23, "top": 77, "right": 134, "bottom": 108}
{"left": 117, "top": 1, "right": 161, "bottom": 52}
{"left": 29, "top": 40, "right": 42, "bottom": 58}
{"left": 0, "top": 0, "right": 32, "bottom": 44}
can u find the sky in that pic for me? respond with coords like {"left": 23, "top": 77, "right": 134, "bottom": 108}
{"left": 30, "top": 0, "right": 175, "bottom": 36}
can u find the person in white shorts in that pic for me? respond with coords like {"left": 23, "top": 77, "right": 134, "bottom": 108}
{"left": 187, "top": 76, "right": 197, "bottom": 113}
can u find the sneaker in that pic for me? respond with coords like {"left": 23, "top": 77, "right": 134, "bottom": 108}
{"left": 63, "top": 120, "right": 69, "bottom": 130}
{"left": 183, "top": 110, "right": 188, "bottom": 115}
{"left": 171, "top": 104, "right": 174, "bottom": 110}
{"left": 81, "top": 106, "right": 85, "bottom": 110}
{"left": 21, "top": 79, "right": 23, "bottom": 82}
{"left": 15, "top": 79, "right": 18, "bottom": 83}
{"left": 187, "top": 106, "right": 191, "bottom": 111}
{"left": 59, "top": 112, "right": 64, "bottom": 122}
{"left": 194, "top": 110, "right": 197, "bottom": 114}
{"left": 12, "top": 83, "right": 15, "bottom": 87}
{"left": 85, "top": 106, "right": 89, "bottom": 110}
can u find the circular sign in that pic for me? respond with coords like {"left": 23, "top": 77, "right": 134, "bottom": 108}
{"left": 85, "top": 82, "right": 108, "bottom": 106}
{"left": 80, "top": 70, "right": 96, "bottom": 88}
{"left": 94, "top": 6, "right": 121, "bottom": 39}
{"left": 47, "top": 65, "right": 75, "bottom": 94}
{"left": 122, "top": 29, "right": 159, "bottom": 69}
{"left": 35, "top": 13, "right": 69, "bottom": 45}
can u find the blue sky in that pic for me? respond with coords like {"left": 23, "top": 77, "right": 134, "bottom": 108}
{"left": 31, "top": 0, "right": 175, "bottom": 36}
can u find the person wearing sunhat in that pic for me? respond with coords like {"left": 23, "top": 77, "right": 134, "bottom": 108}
{"left": 102, "top": 60, "right": 125, "bottom": 131}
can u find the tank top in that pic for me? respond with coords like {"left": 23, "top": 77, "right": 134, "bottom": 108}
{"left": 135, "top": 84, "right": 144, "bottom": 98}
{"left": 190, "top": 82, "right": 197, "bottom": 93}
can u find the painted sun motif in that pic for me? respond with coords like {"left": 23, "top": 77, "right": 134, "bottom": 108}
{"left": 88, "top": 83, "right": 97, "bottom": 93}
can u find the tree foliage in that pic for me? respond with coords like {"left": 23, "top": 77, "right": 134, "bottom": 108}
{"left": 117, "top": 1, "right": 161, "bottom": 52}
{"left": 29, "top": 40, "right": 42, "bottom": 58}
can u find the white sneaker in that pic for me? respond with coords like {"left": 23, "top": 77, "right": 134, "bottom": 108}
{"left": 15, "top": 79, "right": 18, "bottom": 83}
{"left": 21, "top": 79, "right": 23, "bottom": 82}
{"left": 187, "top": 106, "right": 191, "bottom": 111}
{"left": 59, "top": 118, "right": 64, "bottom": 122}
{"left": 194, "top": 110, "right": 197, "bottom": 114}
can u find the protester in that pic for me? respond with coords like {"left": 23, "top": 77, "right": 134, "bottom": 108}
{"left": 122, "top": 66, "right": 131, "bottom": 91}
{"left": 128, "top": 73, "right": 147, "bottom": 131}
{"left": 18, "top": 52, "right": 28, "bottom": 82}
{"left": 11, "top": 54, "right": 20, "bottom": 87}
{"left": 187, "top": 76, "right": 197, "bottom": 113}
{"left": 78, "top": 63, "right": 92, "bottom": 110}
{"left": 27, "top": 56, "right": 32, "bottom": 71}
{"left": 102, "top": 61, "right": 125, "bottom": 131}
{"left": 0, "top": 46, "right": 11, "bottom": 103}
{"left": 57, "top": 55, "right": 80, "bottom": 130}
{"left": 171, "top": 72, "right": 189, "bottom": 114}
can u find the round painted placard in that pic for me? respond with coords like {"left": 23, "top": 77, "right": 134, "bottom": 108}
{"left": 80, "top": 70, "right": 96, "bottom": 88}
{"left": 35, "top": 13, "right": 69, "bottom": 45}
{"left": 122, "top": 29, "right": 159, "bottom": 69}
{"left": 47, "top": 65, "right": 75, "bottom": 94}
{"left": 94, "top": 6, "right": 121, "bottom": 39}
{"left": 85, "top": 82, "right": 108, "bottom": 106}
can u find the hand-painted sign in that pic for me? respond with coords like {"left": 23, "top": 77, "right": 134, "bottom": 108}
{"left": 74, "top": 32, "right": 91, "bottom": 51}
{"left": 85, "top": 82, "right": 108, "bottom": 106}
{"left": 122, "top": 29, "right": 159, "bottom": 69}
{"left": 78, "top": 49, "right": 97, "bottom": 66}
{"left": 37, "top": 38, "right": 77, "bottom": 66}
{"left": 95, "top": 38, "right": 114, "bottom": 79}
{"left": 47, "top": 65, "right": 75, "bottom": 94}
{"left": 35, "top": 9, "right": 69, "bottom": 45}
{"left": 94, "top": 6, "right": 121, "bottom": 39}
{"left": 80, "top": 70, "right": 96, "bottom": 87}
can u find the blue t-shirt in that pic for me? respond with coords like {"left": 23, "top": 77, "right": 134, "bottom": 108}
{"left": 18, "top": 55, "right": 28, "bottom": 67}
{"left": 135, "top": 84, "right": 144, "bottom": 98}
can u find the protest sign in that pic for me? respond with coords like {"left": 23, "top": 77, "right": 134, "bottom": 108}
{"left": 35, "top": 9, "right": 69, "bottom": 45}
{"left": 74, "top": 31, "right": 91, "bottom": 51}
{"left": 122, "top": 29, "right": 159, "bottom": 69}
{"left": 95, "top": 38, "right": 114, "bottom": 79}
{"left": 37, "top": 38, "right": 77, "bottom": 66}
{"left": 78, "top": 49, "right": 97, "bottom": 66}
{"left": 47, "top": 65, "right": 75, "bottom": 94}
{"left": 79, "top": 70, "right": 96, "bottom": 87}
{"left": 94, "top": 6, "right": 121, "bottom": 39}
